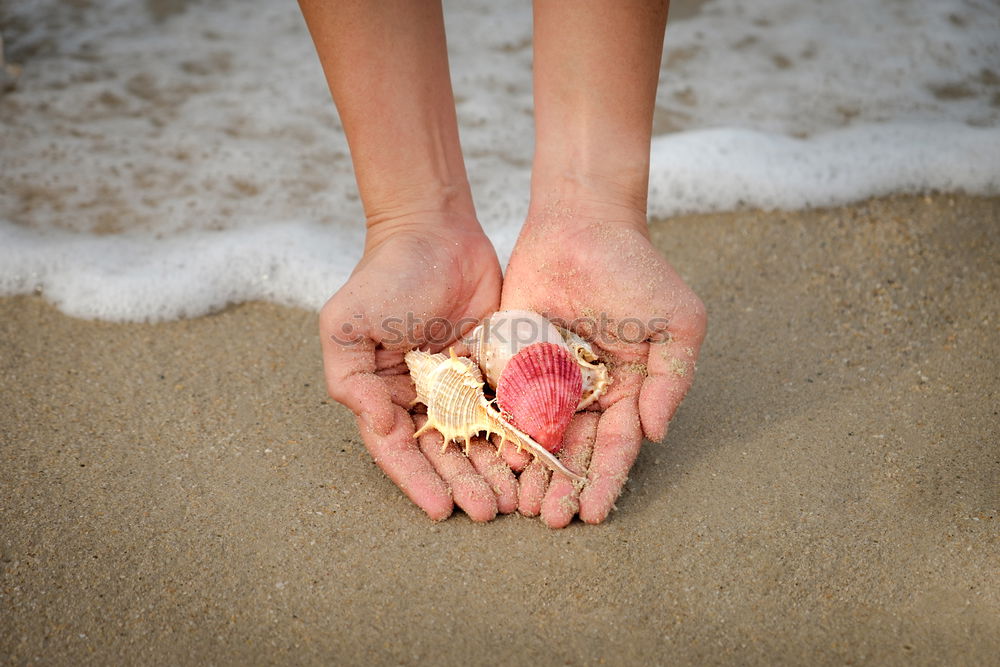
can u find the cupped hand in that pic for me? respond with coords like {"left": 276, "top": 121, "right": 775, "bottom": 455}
{"left": 319, "top": 218, "right": 517, "bottom": 521}
{"left": 501, "top": 202, "right": 707, "bottom": 528}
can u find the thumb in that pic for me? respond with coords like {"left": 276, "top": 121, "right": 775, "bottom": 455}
{"left": 319, "top": 308, "right": 396, "bottom": 436}
{"left": 638, "top": 301, "right": 707, "bottom": 441}
{"left": 339, "top": 371, "right": 397, "bottom": 437}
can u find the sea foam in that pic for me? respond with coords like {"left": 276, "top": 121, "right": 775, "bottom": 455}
{"left": 1, "top": 0, "right": 998, "bottom": 320}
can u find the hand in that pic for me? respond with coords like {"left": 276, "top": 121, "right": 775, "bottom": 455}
{"left": 319, "top": 219, "right": 517, "bottom": 521}
{"left": 500, "top": 201, "right": 707, "bottom": 527}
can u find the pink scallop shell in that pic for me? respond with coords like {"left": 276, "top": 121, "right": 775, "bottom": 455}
{"left": 496, "top": 342, "right": 583, "bottom": 453}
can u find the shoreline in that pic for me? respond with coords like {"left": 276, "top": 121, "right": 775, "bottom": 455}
{"left": 2, "top": 194, "right": 998, "bottom": 664}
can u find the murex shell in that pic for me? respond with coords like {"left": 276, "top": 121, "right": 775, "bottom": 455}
{"left": 404, "top": 348, "right": 585, "bottom": 483}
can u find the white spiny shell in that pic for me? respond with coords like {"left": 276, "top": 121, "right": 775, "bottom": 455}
{"left": 404, "top": 349, "right": 585, "bottom": 484}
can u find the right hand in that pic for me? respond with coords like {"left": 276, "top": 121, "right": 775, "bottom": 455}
{"left": 319, "top": 218, "right": 516, "bottom": 522}
{"left": 500, "top": 201, "right": 707, "bottom": 528}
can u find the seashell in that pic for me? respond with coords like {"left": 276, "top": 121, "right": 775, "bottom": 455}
{"left": 405, "top": 348, "right": 585, "bottom": 484}
{"left": 466, "top": 309, "right": 610, "bottom": 410}
{"left": 554, "top": 326, "right": 611, "bottom": 410}
{"left": 496, "top": 342, "right": 582, "bottom": 453}
{"left": 468, "top": 310, "right": 565, "bottom": 389}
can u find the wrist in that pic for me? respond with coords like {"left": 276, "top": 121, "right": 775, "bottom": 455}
{"left": 363, "top": 197, "right": 487, "bottom": 253}
{"left": 529, "top": 135, "right": 653, "bottom": 234}
{"left": 531, "top": 137, "right": 651, "bottom": 209}
{"left": 525, "top": 176, "right": 651, "bottom": 238}
{"left": 364, "top": 180, "right": 478, "bottom": 229}
{"left": 354, "top": 110, "right": 475, "bottom": 233}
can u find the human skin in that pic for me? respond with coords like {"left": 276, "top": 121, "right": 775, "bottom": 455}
{"left": 300, "top": 0, "right": 515, "bottom": 521}
{"left": 301, "top": 0, "right": 706, "bottom": 526}
{"left": 500, "top": 0, "right": 708, "bottom": 527}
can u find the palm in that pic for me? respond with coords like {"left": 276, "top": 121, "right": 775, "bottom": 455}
{"left": 501, "top": 217, "right": 706, "bottom": 527}
{"left": 320, "top": 226, "right": 513, "bottom": 521}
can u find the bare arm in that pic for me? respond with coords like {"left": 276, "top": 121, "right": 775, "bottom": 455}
{"left": 504, "top": 0, "right": 707, "bottom": 527}
{"left": 299, "top": 0, "right": 478, "bottom": 233}
{"left": 531, "top": 0, "right": 669, "bottom": 215}
{"left": 300, "top": 0, "right": 510, "bottom": 521}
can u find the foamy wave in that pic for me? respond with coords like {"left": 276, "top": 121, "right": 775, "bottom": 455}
{"left": 0, "top": 220, "right": 363, "bottom": 320}
{"left": 3, "top": 122, "right": 997, "bottom": 321}
{"left": 647, "top": 123, "right": 1000, "bottom": 218}
{"left": 1, "top": 0, "right": 998, "bottom": 320}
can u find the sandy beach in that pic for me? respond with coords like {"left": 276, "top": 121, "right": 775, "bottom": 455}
{"left": 2, "top": 194, "right": 997, "bottom": 664}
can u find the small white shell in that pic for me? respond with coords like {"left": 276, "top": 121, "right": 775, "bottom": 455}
{"left": 468, "top": 309, "right": 565, "bottom": 389}
{"left": 555, "top": 326, "right": 611, "bottom": 410}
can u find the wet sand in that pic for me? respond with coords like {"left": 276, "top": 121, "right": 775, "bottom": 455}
{"left": 2, "top": 194, "right": 998, "bottom": 664}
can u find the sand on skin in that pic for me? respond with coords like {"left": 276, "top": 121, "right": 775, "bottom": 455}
{"left": 1, "top": 195, "right": 998, "bottom": 664}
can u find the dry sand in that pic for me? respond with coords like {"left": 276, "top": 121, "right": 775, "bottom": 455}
{"left": 2, "top": 194, "right": 998, "bottom": 665}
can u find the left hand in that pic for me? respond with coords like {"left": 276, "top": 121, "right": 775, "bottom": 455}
{"left": 320, "top": 221, "right": 513, "bottom": 521}
{"left": 500, "top": 201, "right": 707, "bottom": 527}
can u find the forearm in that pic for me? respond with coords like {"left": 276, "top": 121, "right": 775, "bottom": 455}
{"left": 531, "top": 0, "right": 669, "bottom": 214}
{"left": 298, "top": 0, "right": 476, "bottom": 231}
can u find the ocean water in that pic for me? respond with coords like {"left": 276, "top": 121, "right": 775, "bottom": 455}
{"left": 1, "top": 0, "right": 998, "bottom": 321}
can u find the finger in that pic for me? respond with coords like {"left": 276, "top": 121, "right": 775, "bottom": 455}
{"left": 466, "top": 438, "right": 518, "bottom": 514}
{"left": 357, "top": 407, "right": 453, "bottom": 521}
{"left": 320, "top": 312, "right": 395, "bottom": 436}
{"left": 578, "top": 398, "right": 642, "bottom": 524}
{"left": 374, "top": 347, "right": 409, "bottom": 370}
{"left": 414, "top": 415, "right": 498, "bottom": 523}
{"left": 517, "top": 459, "right": 550, "bottom": 517}
{"left": 540, "top": 412, "right": 599, "bottom": 529}
{"left": 492, "top": 432, "right": 532, "bottom": 472}
{"left": 639, "top": 302, "right": 707, "bottom": 441}
{"left": 383, "top": 374, "right": 417, "bottom": 409}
